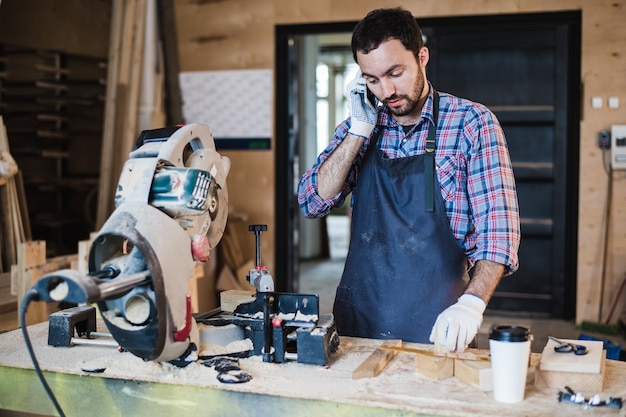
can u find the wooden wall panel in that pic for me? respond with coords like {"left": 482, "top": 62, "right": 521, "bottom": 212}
{"left": 173, "top": 0, "right": 626, "bottom": 324}
{"left": 175, "top": 1, "right": 273, "bottom": 70}
{"left": 0, "top": 0, "right": 110, "bottom": 58}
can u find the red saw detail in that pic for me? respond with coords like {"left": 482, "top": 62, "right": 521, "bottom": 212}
{"left": 173, "top": 294, "right": 192, "bottom": 342}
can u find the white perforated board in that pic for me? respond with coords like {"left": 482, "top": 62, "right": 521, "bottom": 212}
{"left": 179, "top": 69, "right": 272, "bottom": 142}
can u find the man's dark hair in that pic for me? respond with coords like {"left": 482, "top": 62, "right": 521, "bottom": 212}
{"left": 351, "top": 7, "right": 424, "bottom": 63}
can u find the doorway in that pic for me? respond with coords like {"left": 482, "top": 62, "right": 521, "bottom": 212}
{"left": 275, "top": 11, "right": 581, "bottom": 318}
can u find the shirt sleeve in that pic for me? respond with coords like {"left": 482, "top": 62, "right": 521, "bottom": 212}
{"left": 297, "top": 120, "right": 363, "bottom": 219}
{"left": 465, "top": 107, "right": 521, "bottom": 275}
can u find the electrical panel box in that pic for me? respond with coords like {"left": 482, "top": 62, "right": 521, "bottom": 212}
{"left": 611, "top": 125, "right": 626, "bottom": 170}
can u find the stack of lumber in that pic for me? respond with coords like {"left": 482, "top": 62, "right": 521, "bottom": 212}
{"left": 0, "top": 116, "right": 31, "bottom": 318}
{"left": 96, "top": 0, "right": 175, "bottom": 228}
{"left": 0, "top": 116, "right": 30, "bottom": 274}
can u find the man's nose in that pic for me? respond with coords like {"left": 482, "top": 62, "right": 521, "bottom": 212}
{"left": 380, "top": 79, "right": 395, "bottom": 99}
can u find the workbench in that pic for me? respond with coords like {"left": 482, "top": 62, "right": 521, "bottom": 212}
{"left": 2, "top": 321, "right": 626, "bottom": 417}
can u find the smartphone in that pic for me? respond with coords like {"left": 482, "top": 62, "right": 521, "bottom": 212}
{"left": 366, "top": 87, "right": 378, "bottom": 108}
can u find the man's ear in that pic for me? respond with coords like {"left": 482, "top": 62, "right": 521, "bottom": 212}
{"left": 419, "top": 46, "right": 430, "bottom": 67}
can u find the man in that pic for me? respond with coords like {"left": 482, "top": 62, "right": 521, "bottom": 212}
{"left": 297, "top": 7, "right": 520, "bottom": 352}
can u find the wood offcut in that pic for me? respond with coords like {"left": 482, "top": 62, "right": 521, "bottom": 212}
{"left": 352, "top": 339, "right": 402, "bottom": 379}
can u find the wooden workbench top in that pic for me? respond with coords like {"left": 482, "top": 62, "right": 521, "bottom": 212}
{"left": 1, "top": 321, "right": 626, "bottom": 417}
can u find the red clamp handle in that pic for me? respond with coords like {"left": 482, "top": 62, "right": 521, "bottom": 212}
{"left": 173, "top": 294, "right": 192, "bottom": 342}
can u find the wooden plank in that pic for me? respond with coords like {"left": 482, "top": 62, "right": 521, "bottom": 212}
{"left": 414, "top": 353, "right": 454, "bottom": 380}
{"left": 96, "top": 0, "right": 124, "bottom": 228}
{"left": 454, "top": 358, "right": 492, "bottom": 391}
{"left": 535, "top": 356, "right": 606, "bottom": 392}
{"left": 352, "top": 339, "right": 402, "bottom": 380}
{"left": 8, "top": 179, "right": 24, "bottom": 245}
{"left": 14, "top": 171, "right": 30, "bottom": 240}
{"left": 156, "top": 0, "right": 184, "bottom": 124}
{"left": 538, "top": 338, "right": 604, "bottom": 374}
{"left": 0, "top": 183, "right": 13, "bottom": 272}
{"left": 0, "top": 116, "right": 14, "bottom": 272}
{"left": 14, "top": 240, "right": 45, "bottom": 324}
{"left": 121, "top": 0, "right": 146, "bottom": 156}
{"left": 77, "top": 239, "right": 91, "bottom": 274}
{"left": 380, "top": 344, "right": 491, "bottom": 362}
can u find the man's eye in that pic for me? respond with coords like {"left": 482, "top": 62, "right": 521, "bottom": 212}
{"left": 365, "top": 78, "right": 377, "bottom": 85}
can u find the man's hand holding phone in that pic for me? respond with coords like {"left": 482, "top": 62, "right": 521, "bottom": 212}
{"left": 345, "top": 72, "right": 378, "bottom": 139}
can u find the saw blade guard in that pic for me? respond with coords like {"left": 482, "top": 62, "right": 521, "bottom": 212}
{"left": 117, "top": 123, "right": 230, "bottom": 251}
{"left": 90, "top": 201, "right": 197, "bottom": 361}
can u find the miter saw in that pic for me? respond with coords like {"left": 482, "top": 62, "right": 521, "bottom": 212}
{"left": 25, "top": 123, "right": 230, "bottom": 362}
{"left": 23, "top": 122, "right": 339, "bottom": 368}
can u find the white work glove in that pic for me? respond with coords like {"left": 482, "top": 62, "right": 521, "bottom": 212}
{"left": 345, "top": 72, "right": 377, "bottom": 139}
{"left": 429, "top": 294, "right": 486, "bottom": 352}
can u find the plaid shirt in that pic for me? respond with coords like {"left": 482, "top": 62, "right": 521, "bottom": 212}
{"left": 297, "top": 86, "right": 520, "bottom": 274}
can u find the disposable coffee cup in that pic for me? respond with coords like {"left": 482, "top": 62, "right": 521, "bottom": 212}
{"left": 489, "top": 325, "right": 531, "bottom": 403}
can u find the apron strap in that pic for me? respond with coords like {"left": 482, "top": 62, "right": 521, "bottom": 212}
{"left": 424, "top": 90, "right": 439, "bottom": 212}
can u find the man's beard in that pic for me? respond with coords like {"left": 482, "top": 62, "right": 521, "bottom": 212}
{"left": 383, "top": 73, "right": 425, "bottom": 118}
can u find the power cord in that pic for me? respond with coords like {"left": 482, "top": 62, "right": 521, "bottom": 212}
{"left": 20, "top": 289, "right": 67, "bottom": 417}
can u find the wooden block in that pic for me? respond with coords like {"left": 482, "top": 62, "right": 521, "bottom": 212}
{"left": 352, "top": 339, "right": 402, "bottom": 379}
{"left": 535, "top": 355, "right": 606, "bottom": 392}
{"left": 14, "top": 241, "right": 46, "bottom": 300}
{"left": 538, "top": 339, "right": 604, "bottom": 374}
{"left": 19, "top": 241, "right": 46, "bottom": 268}
{"left": 220, "top": 289, "right": 256, "bottom": 313}
{"left": 22, "top": 255, "right": 76, "bottom": 326}
{"left": 10, "top": 265, "right": 18, "bottom": 296}
{"left": 415, "top": 352, "right": 454, "bottom": 380}
{"left": 454, "top": 358, "right": 492, "bottom": 391}
{"left": 77, "top": 236, "right": 95, "bottom": 274}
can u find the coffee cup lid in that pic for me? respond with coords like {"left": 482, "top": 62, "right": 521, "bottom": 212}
{"left": 489, "top": 325, "right": 530, "bottom": 342}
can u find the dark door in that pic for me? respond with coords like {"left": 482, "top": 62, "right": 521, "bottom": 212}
{"left": 423, "top": 12, "right": 581, "bottom": 318}
{"left": 275, "top": 11, "right": 581, "bottom": 318}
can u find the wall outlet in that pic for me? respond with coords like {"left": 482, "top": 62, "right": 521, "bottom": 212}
{"left": 611, "top": 124, "right": 626, "bottom": 169}
{"left": 599, "top": 130, "right": 611, "bottom": 149}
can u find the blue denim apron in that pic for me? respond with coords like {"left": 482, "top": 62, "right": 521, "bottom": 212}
{"left": 333, "top": 92, "right": 469, "bottom": 343}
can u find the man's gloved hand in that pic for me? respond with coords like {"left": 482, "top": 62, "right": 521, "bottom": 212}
{"left": 429, "top": 294, "right": 486, "bottom": 352}
{"left": 345, "top": 72, "right": 377, "bottom": 139}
